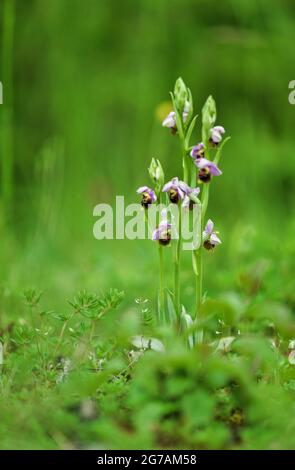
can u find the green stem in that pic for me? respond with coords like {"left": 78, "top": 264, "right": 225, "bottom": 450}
{"left": 89, "top": 320, "right": 96, "bottom": 344}
{"left": 158, "top": 244, "right": 164, "bottom": 322}
{"left": 193, "top": 184, "right": 209, "bottom": 340}
{"left": 54, "top": 313, "right": 74, "bottom": 358}
{"left": 183, "top": 154, "right": 189, "bottom": 184}
{"left": 29, "top": 306, "right": 45, "bottom": 369}
{"left": 190, "top": 161, "right": 196, "bottom": 187}
{"left": 174, "top": 206, "right": 182, "bottom": 319}
{"left": 201, "top": 184, "right": 210, "bottom": 219}
{"left": 196, "top": 242, "right": 203, "bottom": 313}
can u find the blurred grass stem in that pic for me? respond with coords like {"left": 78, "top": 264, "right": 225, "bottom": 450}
{"left": 1, "top": 0, "right": 15, "bottom": 212}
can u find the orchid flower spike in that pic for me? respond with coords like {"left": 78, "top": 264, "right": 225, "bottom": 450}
{"left": 152, "top": 209, "right": 172, "bottom": 246}
{"left": 210, "top": 126, "right": 225, "bottom": 146}
{"left": 190, "top": 142, "right": 205, "bottom": 159}
{"left": 137, "top": 186, "right": 157, "bottom": 209}
{"left": 162, "top": 101, "right": 190, "bottom": 134}
{"left": 203, "top": 219, "right": 221, "bottom": 250}
{"left": 162, "top": 177, "right": 189, "bottom": 203}
{"left": 195, "top": 158, "right": 222, "bottom": 183}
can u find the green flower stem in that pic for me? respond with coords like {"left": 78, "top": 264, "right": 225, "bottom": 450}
{"left": 182, "top": 152, "right": 190, "bottom": 185}
{"left": 193, "top": 184, "right": 209, "bottom": 337}
{"left": 158, "top": 244, "right": 164, "bottom": 322}
{"left": 182, "top": 132, "right": 192, "bottom": 186}
{"left": 143, "top": 200, "right": 165, "bottom": 323}
{"left": 174, "top": 130, "right": 190, "bottom": 321}
{"left": 155, "top": 191, "right": 165, "bottom": 322}
{"left": 28, "top": 305, "right": 45, "bottom": 369}
{"left": 201, "top": 184, "right": 210, "bottom": 219}
{"left": 174, "top": 206, "right": 182, "bottom": 319}
{"left": 190, "top": 160, "right": 196, "bottom": 187}
{"left": 158, "top": 193, "right": 165, "bottom": 321}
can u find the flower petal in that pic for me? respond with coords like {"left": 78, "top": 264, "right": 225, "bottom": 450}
{"left": 190, "top": 143, "right": 204, "bottom": 158}
{"left": 213, "top": 126, "right": 225, "bottom": 134}
{"left": 137, "top": 186, "right": 149, "bottom": 194}
{"left": 210, "top": 232, "right": 222, "bottom": 245}
{"left": 178, "top": 180, "right": 190, "bottom": 194}
{"left": 162, "top": 181, "right": 173, "bottom": 192}
{"left": 205, "top": 219, "right": 214, "bottom": 236}
{"left": 152, "top": 228, "right": 160, "bottom": 240}
{"left": 207, "top": 161, "right": 222, "bottom": 176}
{"left": 150, "top": 190, "right": 157, "bottom": 202}
{"left": 162, "top": 111, "right": 176, "bottom": 128}
{"left": 195, "top": 158, "right": 211, "bottom": 169}
{"left": 211, "top": 129, "right": 222, "bottom": 143}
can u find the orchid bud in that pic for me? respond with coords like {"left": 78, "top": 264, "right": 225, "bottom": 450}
{"left": 202, "top": 95, "right": 216, "bottom": 145}
{"left": 148, "top": 157, "right": 164, "bottom": 192}
{"left": 174, "top": 77, "right": 189, "bottom": 114}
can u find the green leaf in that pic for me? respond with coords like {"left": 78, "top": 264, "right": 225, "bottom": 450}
{"left": 214, "top": 136, "right": 231, "bottom": 165}
{"left": 165, "top": 290, "right": 177, "bottom": 325}
{"left": 180, "top": 306, "right": 195, "bottom": 349}
{"left": 185, "top": 114, "right": 198, "bottom": 147}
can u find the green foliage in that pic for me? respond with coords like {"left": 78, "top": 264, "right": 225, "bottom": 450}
{"left": 68, "top": 288, "right": 124, "bottom": 319}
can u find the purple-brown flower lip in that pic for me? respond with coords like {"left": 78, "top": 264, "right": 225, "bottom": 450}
{"left": 195, "top": 158, "right": 222, "bottom": 183}
{"left": 190, "top": 142, "right": 205, "bottom": 159}
{"left": 203, "top": 219, "right": 221, "bottom": 250}
{"left": 162, "top": 177, "right": 190, "bottom": 203}
{"left": 153, "top": 210, "right": 172, "bottom": 246}
{"left": 137, "top": 186, "right": 157, "bottom": 208}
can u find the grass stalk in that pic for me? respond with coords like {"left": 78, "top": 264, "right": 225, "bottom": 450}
{"left": 1, "top": 0, "right": 15, "bottom": 211}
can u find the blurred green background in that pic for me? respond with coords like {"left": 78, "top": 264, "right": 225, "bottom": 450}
{"left": 1, "top": 0, "right": 295, "bottom": 452}
{"left": 1, "top": 0, "right": 295, "bottom": 313}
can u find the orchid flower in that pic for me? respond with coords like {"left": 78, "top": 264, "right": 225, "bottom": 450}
{"left": 162, "top": 177, "right": 189, "bottom": 203}
{"left": 190, "top": 142, "right": 205, "bottom": 159}
{"left": 194, "top": 158, "right": 222, "bottom": 183}
{"left": 152, "top": 209, "right": 172, "bottom": 246}
{"left": 203, "top": 219, "right": 221, "bottom": 250}
{"left": 137, "top": 186, "right": 157, "bottom": 208}
{"left": 210, "top": 125, "right": 225, "bottom": 145}
{"left": 162, "top": 101, "right": 190, "bottom": 133}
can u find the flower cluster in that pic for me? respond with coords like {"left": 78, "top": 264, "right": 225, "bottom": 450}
{"left": 190, "top": 125, "right": 225, "bottom": 184}
{"left": 190, "top": 124, "right": 225, "bottom": 183}
{"left": 134, "top": 78, "right": 229, "bottom": 331}
{"left": 136, "top": 177, "right": 200, "bottom": 245}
